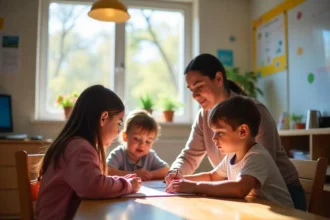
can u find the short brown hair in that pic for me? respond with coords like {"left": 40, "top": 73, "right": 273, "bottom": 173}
{"left": 208, "top": 96, "right": 261, "bottom": 137}
{"left": 122, "top": 110, "right": 160, "bottom": 138}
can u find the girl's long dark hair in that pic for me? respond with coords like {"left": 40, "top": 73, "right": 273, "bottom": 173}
{"left": 38, "top": 85, "right": 124, "bottom": 178}
{"left": 184, "top": 53, "right": 247, "bottom": 96}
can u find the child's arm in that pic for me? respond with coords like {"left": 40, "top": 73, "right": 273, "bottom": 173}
{"left": 108, "top": 167, "right": 131, "bottom": 176}
{"left": 166, "top": 175, "right": 258, "bottom": 198}
{"left": 167, "top": 153, "right": 268, "bottom": 199}
{"left": 184, "top": 169, "right": 226, "bottom": 182}
{"left": 149, "top": 166, "right": 170, "bottom": 179}
{"left": 64, "top": 141, "right": 134, "bottom": 199}
{"left": 148, "top": 150, "right": 170, "bottom": 179}
{"left": 194, "top": 175, "right": 258, "bottom": 198}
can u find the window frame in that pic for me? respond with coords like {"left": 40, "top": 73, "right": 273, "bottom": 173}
{"left": 36, "top": 0, "right": 193, "bottom": 122}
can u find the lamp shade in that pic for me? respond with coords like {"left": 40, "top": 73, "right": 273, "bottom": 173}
{"left": 88, "top": 0, "right": 130, "bottom": 23}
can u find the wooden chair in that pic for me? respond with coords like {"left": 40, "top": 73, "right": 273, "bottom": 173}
{"left": 15, "top": 151, "right": 44, "bottom": 220}
{"left": 290, "top": 157, "right": 328, "bottom": 215}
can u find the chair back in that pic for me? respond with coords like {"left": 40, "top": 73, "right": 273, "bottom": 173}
{"left": 290, "top": 157, "right": 328, "bottom": 215}
{"left": 15, "top": 151, "right": 44, "bottom": 220}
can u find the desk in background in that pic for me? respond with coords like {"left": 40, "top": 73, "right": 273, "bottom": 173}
{"left": 0, "top": 139, "right": 51, "bottom": 219}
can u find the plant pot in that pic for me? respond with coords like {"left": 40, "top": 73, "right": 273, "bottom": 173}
{"left": 144, "top": 109, "right": 153, "bottom": 115}
{"left": 63, "top": 106, "right": 73, "bottom": 119}
{"left": 163, "top": 110, "right": 174, "bottom": 122}
{"left": 294, "top": 123, "right": 305, "bottom": 129}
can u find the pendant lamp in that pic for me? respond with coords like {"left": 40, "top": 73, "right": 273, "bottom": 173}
{"left": 88, "top": 0, "right": 130, "bottom": 23}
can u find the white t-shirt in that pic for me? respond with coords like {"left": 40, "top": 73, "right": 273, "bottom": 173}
{"left": 214, "top": 143, "right": 294, "bottom": 208}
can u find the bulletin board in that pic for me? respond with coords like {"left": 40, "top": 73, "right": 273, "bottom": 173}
{"left": 252, "top": 0, "right": 305, "bottom": 77}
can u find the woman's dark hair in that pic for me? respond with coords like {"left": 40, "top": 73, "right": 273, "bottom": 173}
{"left": 184, "top": 53, "right": 247, "bottom": 96}
{"left": 39, "top": 85, "right": 124, "bottom": 178}
{"left": 208, "top": 96, "right": 261, "bottom": 137}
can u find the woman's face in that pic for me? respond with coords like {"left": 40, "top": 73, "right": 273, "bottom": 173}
{"left": 185, "top": 71, "right": 223, "bottom": 110}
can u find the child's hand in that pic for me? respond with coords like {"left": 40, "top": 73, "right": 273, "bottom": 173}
{"left": 165, "top": 179, "right": 197, "bottom": 194}
{"left": 128, "top": 177, "right": 141, "bottom": 193}
{"left": 124, "top": 173, "right": 137, "bottom": 179}
{"left": 165, "top": 171, "right": 183, "bottom": 186}
{"left": 135, "top": 168, "right": 153, "bottom": 181}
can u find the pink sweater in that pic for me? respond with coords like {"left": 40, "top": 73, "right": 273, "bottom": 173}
{"left": 36, "top": 138, "right": 132, "bottom": 220}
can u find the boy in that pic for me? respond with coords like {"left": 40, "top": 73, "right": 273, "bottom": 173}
{"left": 107, "top": 110, "right": 169, "bottom": 180}
{"left": 165, "top": 96, "right": 294, "bottom": 207}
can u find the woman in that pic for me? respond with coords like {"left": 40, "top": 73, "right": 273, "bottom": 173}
{"left": 165, "top": 53, "right": 306, "bottom": 210}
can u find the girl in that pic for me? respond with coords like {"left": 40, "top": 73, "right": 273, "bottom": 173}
{"left": 107, "top": 110, "right": 169, "bottom": 181}
{"left": 166, "top": 53, "right": 306, "bottom": 210}
{"left": 36, "top": 85, "right": 141, "bottom": 220}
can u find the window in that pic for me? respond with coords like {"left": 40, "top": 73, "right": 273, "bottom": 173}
{"left": 37, "top": 0, "right": 192, "bottom": 122}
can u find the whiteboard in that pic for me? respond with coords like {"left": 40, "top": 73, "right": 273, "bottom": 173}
{"left": 287, "top": 0, "right": 330, "bottom": 117}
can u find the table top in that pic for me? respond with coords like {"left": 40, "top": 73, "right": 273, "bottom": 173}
{"left": 74, "top": 195, "right": 327, "bottom": 220}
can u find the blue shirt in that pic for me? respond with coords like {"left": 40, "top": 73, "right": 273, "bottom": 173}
{"left": 106, "top": 145, "right": 168, "bottom": 172}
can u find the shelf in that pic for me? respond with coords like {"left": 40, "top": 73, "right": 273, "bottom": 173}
{"left": 278, "top": 128, "right": 330, "bottom": 136}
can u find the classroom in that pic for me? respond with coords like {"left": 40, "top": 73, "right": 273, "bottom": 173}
{"left": 0, "top": 0, "right": 330, "bottom": 219}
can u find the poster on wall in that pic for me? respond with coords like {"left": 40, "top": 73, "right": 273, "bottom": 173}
{"left": 217, "top": 49, "right": 233, "bottom": 67}
{"left": 254, "top": 13, "right": 287, "bottom": 77}
{"left": 0, "top": 35, "right": 20, "bottom": 74}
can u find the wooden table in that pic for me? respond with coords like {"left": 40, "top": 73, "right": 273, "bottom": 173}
{"left": 74, "top": 195, "right": 328, "bottom": 220}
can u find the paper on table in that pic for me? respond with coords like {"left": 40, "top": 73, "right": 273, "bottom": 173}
{"left": 122, "top": 186, "right": 195, "bottom": 198}
{"left": 142, "top": 180, "right": 166, "bottom": 188}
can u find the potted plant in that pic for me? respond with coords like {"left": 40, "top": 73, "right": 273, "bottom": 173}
{"left": 139, "top": 94, "right": 154, "bottom": 114}
{"left": 290, "top": 113, "right": 305, "bottom": 129}
{"left": 225, "top": 67, "right": 263, "bottom": 98}
{"left": 56, "top": 91, "right": 79, "bottom": 119}
{"left": 158, "top": 95, "right": 182, "bottom": 122}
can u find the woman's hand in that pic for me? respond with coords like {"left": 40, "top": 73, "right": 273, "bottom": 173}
{"left": 165, "top": 179, "right": 197, "bottom": 194}
{"left": 165, "top": 171, "right": 183, "bottom": 186}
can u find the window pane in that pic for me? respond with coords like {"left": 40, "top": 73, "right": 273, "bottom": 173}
{"left": 47, "top": 3, "right": 115, "bottom": 112}
{"left": 125, "top": 8, "right": 184, "bottom": 111}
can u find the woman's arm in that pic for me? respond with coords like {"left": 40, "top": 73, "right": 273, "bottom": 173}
{"left": 170, "top": 110, "right": 207, "bottom": 175}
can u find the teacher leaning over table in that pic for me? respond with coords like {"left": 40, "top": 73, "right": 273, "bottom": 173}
{"left": 165, "top": 53, "right": 306, "bottom": 211}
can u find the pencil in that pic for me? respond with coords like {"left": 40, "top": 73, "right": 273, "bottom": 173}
{"left": 174, "top": 169, "right": 179, "bottom": 179}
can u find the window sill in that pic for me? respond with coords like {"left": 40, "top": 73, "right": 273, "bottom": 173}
{"left": 31, "top": 119, "right": 192, "bottom": 127}
{"left": 30, "top": 119, "right": 66, "bottom": 125}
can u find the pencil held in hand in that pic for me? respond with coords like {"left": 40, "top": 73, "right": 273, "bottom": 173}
{"left": 174, "top": 169, "right": 179, "bottom": 180}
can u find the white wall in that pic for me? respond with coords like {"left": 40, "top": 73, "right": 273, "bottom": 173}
{"left": 199, "top": 0, "right": 250, "bottom": 72}
{"left": 0, "top": 0, "right": 250, "bottom": 172}
{"left": 249, "top": 0, "right": 285, "bottom": 20}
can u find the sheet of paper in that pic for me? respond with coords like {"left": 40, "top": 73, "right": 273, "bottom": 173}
{"left": 142, "top": 180, "right": 166, "bottom": 188}
{"left": 122, "top": 186, "right": 195, "bottom": 198}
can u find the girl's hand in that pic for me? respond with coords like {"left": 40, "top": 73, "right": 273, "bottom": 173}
{"left": 128, "top": 177, "right": 141, "bottom": 193}
{"left": 135, "top": 168, "right": 153, "bottom": 181}
{"left": 165, "top": 179, "right": 197, "bottom": 194}
{"left": 165, "top": 171, "right": 183, "bottom": 186}
{"left": 124, "top": 173, "right": 137, "bottom": 179}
